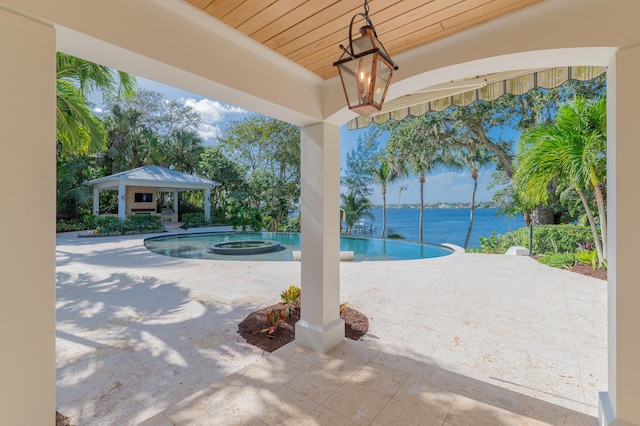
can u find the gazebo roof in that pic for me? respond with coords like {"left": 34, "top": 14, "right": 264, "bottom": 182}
{"left": 84, "top": 165, "right": 220, "bottom": 192}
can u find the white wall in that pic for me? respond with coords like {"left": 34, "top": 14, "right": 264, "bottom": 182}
{"left": 0, "top": 8, "right": 56, "bottom": 424}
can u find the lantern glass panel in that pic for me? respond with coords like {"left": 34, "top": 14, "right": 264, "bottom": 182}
{"left": 338, "top": 54, "right": 375, "bottom": 109}
{"left": 373, "top": 56, "right": 392, "bottom": 105}
{"left": 352, "top": 30, "right": 375, "bottom": 55}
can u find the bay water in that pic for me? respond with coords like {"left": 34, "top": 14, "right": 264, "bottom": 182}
{"left": 364, "top": 207, "right": 524, "bottom": 248}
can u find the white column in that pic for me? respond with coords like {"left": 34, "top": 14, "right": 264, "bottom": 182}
{"left": 204, "top": 187, "right": 211, "bottom": 220}
{"left": 93, "top": 187, "right": 99, "bottom": 215}
{"left": 295, "top": 122, "right": 344, "bottom": 353}
{"left": 599, "top": 45, "right": 640, "bottom": 426}
{"left": 173, "top": 190, "right": 179, "bottom": 213}
{"left": 118, "top": 183, "right": 126, "bottom": 221}
{"left": 0, "top": 9, "right": 55, "bottom": 424}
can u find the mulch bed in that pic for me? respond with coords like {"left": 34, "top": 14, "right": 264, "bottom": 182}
{"left": 238, "top": 304, "right": 369, "bottom": 353}
{"left": 571, "top": 262, "right": 607, "bottom": 280}
{"left": 532, "top": 255, "right": 608, "bottom": 281}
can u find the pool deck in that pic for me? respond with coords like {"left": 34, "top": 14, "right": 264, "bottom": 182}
{"left": 56, "top": 229, "right": 607, "bottom": 425}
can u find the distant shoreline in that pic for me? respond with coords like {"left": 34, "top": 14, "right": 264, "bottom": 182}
{"left": 372, "top": 202, "right": 499, "bottom": 209}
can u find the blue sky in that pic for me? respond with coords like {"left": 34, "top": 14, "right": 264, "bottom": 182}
{"left": 104, "top": 76, "right": 515, "bottom": 205}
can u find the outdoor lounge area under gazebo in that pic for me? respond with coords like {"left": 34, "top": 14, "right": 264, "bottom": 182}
{"left": 84, "top": 165, "right": 220, "bottom": 222}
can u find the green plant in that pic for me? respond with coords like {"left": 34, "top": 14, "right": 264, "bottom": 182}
{"left": 576, "top": 249, "right": 598, "bottom": 270}
{"left": 123, "top": 214, "right": 163, "bottom": 234}
{"left": 385, "top": 228, "right": 404, "bottom": 239}
{"left": 538, "top": 252, "right": 576, "bottom": 270}
{"left": 261, "top": 309, "right": 287, "bottom": 335}
{"left": 93, "top": 216, "right": 123, "bottom": 234}
{"left": 280, "top": 285, "right": 301, "bottom": 315}
{"left": 470, "top": 225, "right": 595, "bottom": 255}
{"left": 56, "top": 218, "right": 87, "bottom": 232}
{"left": 181, "top": 213, "right": 209, "bottom": 228}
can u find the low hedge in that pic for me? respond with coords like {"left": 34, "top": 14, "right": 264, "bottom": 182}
{"left": 472, "top": 225, "right": 596, "bottom": 255}
{"left": 58, "top": 214, "right": 163, "bottom": 235}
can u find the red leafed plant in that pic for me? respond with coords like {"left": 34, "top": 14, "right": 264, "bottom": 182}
{"left": 279, "top": 285, "right": 301, "bottom": 316}
{"left": 261, "top": 309, "right": 287, "bottom": 335}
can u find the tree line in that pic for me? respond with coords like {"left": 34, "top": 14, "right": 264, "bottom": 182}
{"left": 56, "top": 53, "right": 301, "bottom": 232}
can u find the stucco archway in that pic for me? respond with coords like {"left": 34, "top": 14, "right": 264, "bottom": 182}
{"left": 2, "top": 1, "right": 640, "bottom": 424}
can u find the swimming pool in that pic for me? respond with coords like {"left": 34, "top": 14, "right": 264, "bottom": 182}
{"left": 144, "top": 232, "right": 454, "bottom": 261}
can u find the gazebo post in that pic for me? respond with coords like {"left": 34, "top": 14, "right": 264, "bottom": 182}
{"left": 173, "top": 190, "right": 178, "bottom": 215}
{"left": 204, "top": 187, "right": 211, "bottom": 221}
{"left": 118, "top": 183, "right": 126, "bottom": 221}
{"left": 93, "top": 187, "right": 99, "bottom": 216}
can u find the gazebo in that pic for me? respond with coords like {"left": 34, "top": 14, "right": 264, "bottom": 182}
{"left": 84, "top": 165, "right": 220, "bottom": 222}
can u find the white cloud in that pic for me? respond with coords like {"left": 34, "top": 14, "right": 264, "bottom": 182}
{"left": 198, "top": 123, "right": 223, "bottom": 140}
{"left": 182, "top": 98, "right": 247, "bottom": 144}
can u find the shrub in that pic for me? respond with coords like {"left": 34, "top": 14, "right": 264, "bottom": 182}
{"left": 181, "top": 213, "right": 207, "bottom": 228}
{"left": 385, "top": 228, "right": 404, "bottom": 239}
{"left": 261, "top": 309, "right": 287, "bottom": 335}
{"left": 576, "top": 249, "right": 598, "bottom": 270}
{"left": 93, "top": 216, "right": 123, "bottom": 234}
{"left": 538, "top": 252, "right": 576, "bottom": 269}
{"left": 56, "top": 218, "right": 86, "bottom": 232}
{"left": 122, "top": 214, "right": 163, "bottom": 234}
{"left": 470, "top": 225, "right": 595, "bottom": 255}
{"left": 280, "top": 285, "right": 301, "bottom": 316}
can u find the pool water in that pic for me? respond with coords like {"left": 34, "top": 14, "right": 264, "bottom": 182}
{"left": 144, "top": 232, "right": 454, "bottom": 261}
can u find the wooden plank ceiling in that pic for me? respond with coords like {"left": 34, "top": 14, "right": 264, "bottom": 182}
{"left": 185, "top": 0, "right": 545, "bottom": 80}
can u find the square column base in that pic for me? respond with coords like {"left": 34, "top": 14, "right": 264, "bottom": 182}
{"left": 599, "top": 392, "right": 639, "bottom": 426}
{"left": 295, "top": 317, "right": 345, "bottom": 354}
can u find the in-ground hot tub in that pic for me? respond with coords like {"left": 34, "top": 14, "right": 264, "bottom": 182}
{"left": 206, "top": 240, "right": 281, "bottom": 255}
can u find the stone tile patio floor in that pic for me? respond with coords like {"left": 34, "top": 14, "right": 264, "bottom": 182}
{"left": 56, "top": 230, "right": 607, "bottom": 425}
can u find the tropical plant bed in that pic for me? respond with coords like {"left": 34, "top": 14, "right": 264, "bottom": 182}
{"left": 568, "top": 263, "right": 607, "bottom": 280}
{"left": 533, "top": 255, "right": 607, "bottom": 280}
{"left": 238, "top": 304, "right": 369, "bottom": 353}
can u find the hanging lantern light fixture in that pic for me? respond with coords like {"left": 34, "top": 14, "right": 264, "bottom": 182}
{"left": 333, "top": 0, "right": 398, "bottom": 115}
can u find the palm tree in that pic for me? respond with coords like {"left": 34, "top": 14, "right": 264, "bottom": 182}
{"left": 340, "top": 192, "right": 374, "bottom": 235}
{"left": 56, "top": 53, "right": 136, "bottom": 157}
{"left": 372, "top": 155, "right": 400, "bottom": 238}
{"left": 168, "top": 129, "right": 204, "bottom": 172}
{"left": 386, "top": 116, "right": 443, "bottom": 242}
{"left": 447, "top": 140, "right": 494, "bottom": 249}
{"left": 515, "top": 96, "right": 607, "bottom": 265}
{"left": 556, "top": 96, "right": 607, "bottom": 259}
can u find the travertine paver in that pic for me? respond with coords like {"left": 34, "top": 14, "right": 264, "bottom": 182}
{"left": 56, "top": 231, "right": 607, "bottom": 425}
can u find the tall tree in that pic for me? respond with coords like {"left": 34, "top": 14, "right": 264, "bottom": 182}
{"left": 372, "top": 155, "right": 400, "bottom": 238}
{"left": 101, "top": 90, "right": 202, "bottom": 173}
{"left": 340, "top": 192, "right": 375, "bottom": 235}
{"left": 167, "top": 129, "right": 203, "bottom": 173}
{"left": 198, "top": 146, "right": 247, "bottom": 221}
{"left": 217, "top": 115, "right": 301, "bottom": 231}
{"left": 342, "top": 126, "right": 381, "bottom": 197}
{"left": 446, "top": 138, "right": 494, "bottom": 249}
{"left": 385, "top": 115, "right": 443, "bottom": 242}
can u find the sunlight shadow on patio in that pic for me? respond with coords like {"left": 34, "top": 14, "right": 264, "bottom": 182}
{"left": 144, "top": 340, "right": 596, "bottom": 425}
